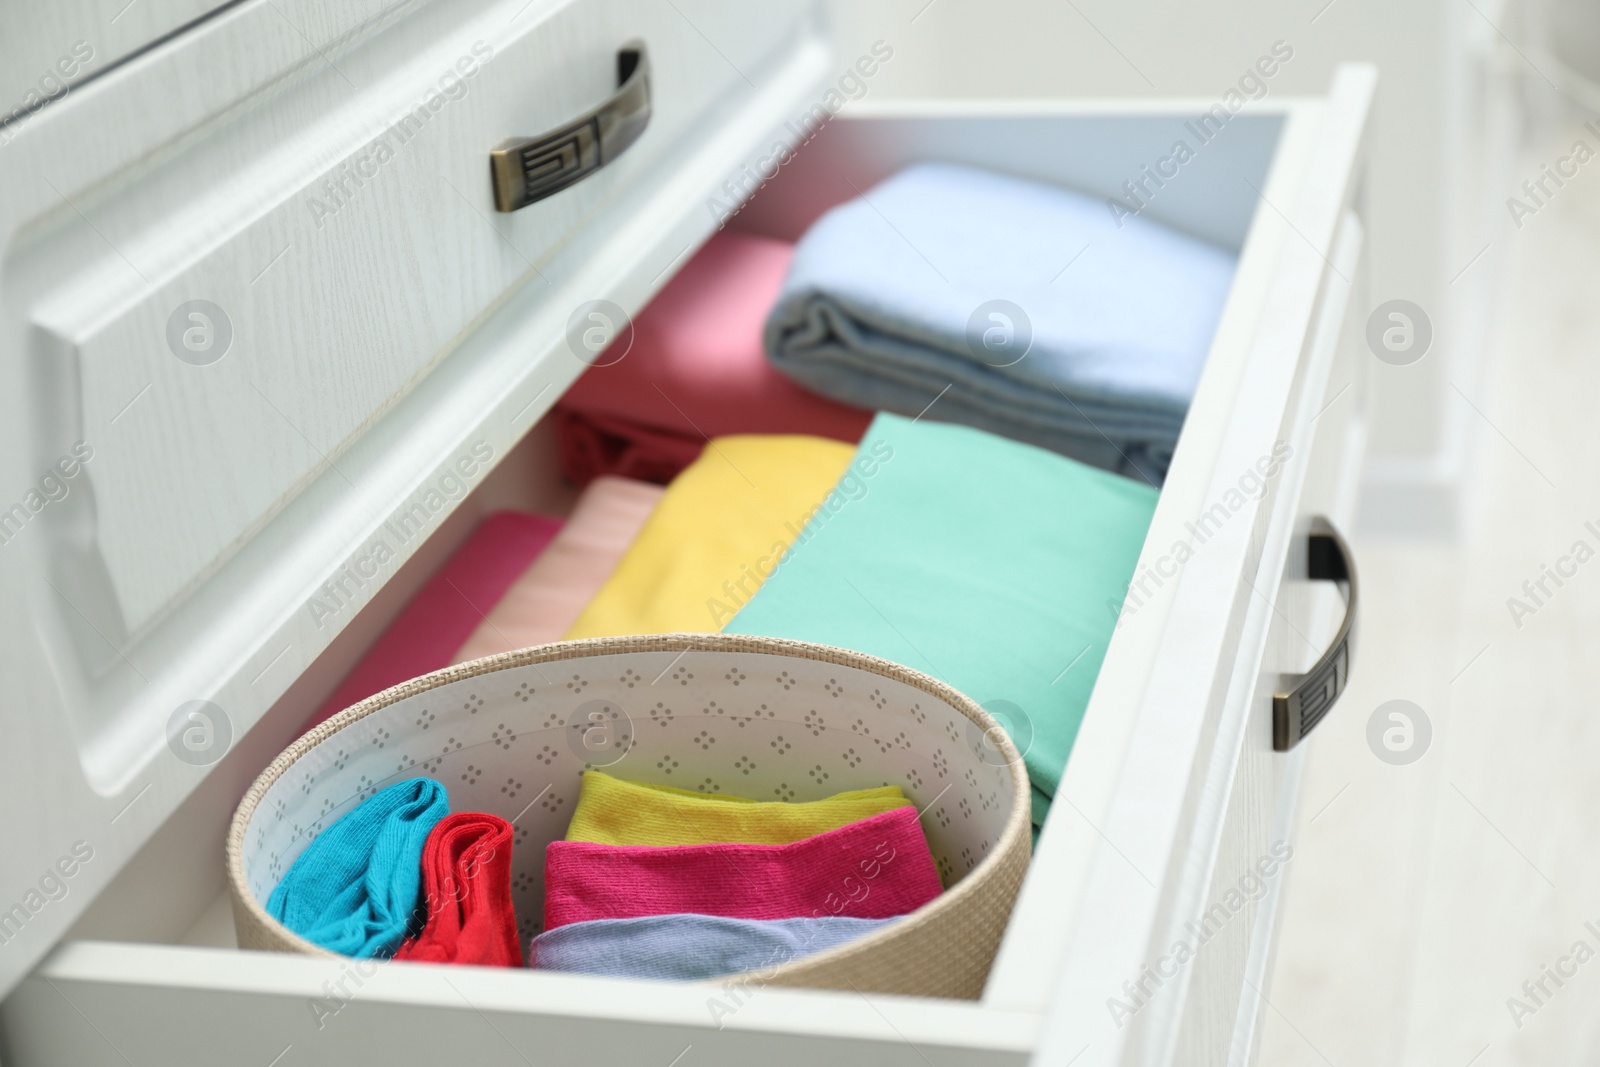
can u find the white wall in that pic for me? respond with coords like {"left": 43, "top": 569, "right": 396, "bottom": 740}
{"left": 823, "top": 0, "right": 1525, "bottom": 537}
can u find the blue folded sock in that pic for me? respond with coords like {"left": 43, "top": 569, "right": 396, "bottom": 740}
{"left": 764, "top": 161, "right": 1237, "bottom": 483}
{"left": 529, "top": 913, "right": 894, "bottom": 980}
{"left": 265, "top": 777, "right": 450, "bottom": 958}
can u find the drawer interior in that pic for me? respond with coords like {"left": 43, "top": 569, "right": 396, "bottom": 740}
{"left": 727, "top": 109, "right": 1280, "bottom": 252}
{"left": 59, "top": 100, "right": 1285, "bottom": 939}
{"left": 4, "top": 89, "right": 1371, "bottom": 1066}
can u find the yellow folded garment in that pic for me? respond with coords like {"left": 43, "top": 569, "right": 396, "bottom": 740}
{"left": 566, "top": 771, "right": 912, "bottom": 846}
{"left": 562, "top": 434, "right": 855, "bottom": 638}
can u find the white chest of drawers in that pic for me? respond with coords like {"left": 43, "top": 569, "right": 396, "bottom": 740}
{"left": 0, "top": 3, "right": 1373, "bottom": 1062}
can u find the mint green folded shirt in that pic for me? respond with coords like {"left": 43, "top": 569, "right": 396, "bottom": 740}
{"left": 726, "top": 412, "right": 1157, "bottom": 827}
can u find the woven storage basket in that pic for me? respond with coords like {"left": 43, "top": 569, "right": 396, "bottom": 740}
{"left": 228, "top": 633, "right": 1032, "bottom": 998}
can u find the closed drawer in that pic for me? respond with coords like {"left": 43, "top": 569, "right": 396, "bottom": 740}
{"left": 0, "top": 1, "right": 439, "bottom": 150}
{"left": 0, "top": 0, "right": 224, "bottom": 132}
{"left": 0, "top": 45, "right": 1375, "bottom": 1067}
{"left": 8, "top": 0, "right": 819, "bottom": 647}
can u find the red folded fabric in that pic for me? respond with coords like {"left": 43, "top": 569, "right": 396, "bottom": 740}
{"left": 302, "top": 510, "right": 562, "bottom": 731}
{"left": 556, "top": 408, "right": 706, "bottom": 487}
{"left": 543, "top": 808, "right": 943, "bottom": 930}
{"left": 556, "top": 230, "right": 872, "bottom": 487}
{"left": 394, "top": 812, "right": 523, "bottom": 967}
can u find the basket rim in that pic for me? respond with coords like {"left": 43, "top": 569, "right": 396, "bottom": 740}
{"left": 226, "top": 632, "right": 1034, "bottom": 977}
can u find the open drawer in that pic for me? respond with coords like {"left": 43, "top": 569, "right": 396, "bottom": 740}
{"left": 0, "top": 6, "right": 1374, "bottom": 1060}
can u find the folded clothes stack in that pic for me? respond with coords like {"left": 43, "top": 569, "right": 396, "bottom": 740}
{"left": 764, "top": 161, "right": 1237, "bottom": 484}
{"left": 307, "top": 422, "right": 1147, "bottom": 834}
{"left": 262, "top": 772, "right": 941, "bottom": 977}
{"left": 452, "top": 476, "right": 664, "bottom": 662}
{"left": 294, "top": 158, "right": 1208, "bottom": 897}
{"left": 530, "top": 772, "right": 942, "bottom": 978}
{"left": 304, "top": 476, "right": 660, "bottom": 733}
{"left": 556, "top": 230, "right": 874, "bottom": 487}
{"left": 303, "top": 512, "right": 562, "bottom": 731}
{"left": 308, "top": 434, "right": 855, "bottom": 732}
{"left": 562, "top": 434, "right": 855, "bottom": 638}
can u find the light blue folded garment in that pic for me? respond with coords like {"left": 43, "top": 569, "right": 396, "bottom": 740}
{"left": 529, "top": 914, "right": 895, "bottom": 980}
{"left": 265, "top": 777, "right": 449, "bottom": 958}
{"left": 763, "top": 162, "right": 1238, "bottom": 483}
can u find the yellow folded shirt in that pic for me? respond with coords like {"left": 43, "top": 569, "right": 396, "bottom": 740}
{"left": 562, "top": 434, "right": 855, "bottom": 638}
{"left": 566, "top": 771, "right": 912, "bottom": 846}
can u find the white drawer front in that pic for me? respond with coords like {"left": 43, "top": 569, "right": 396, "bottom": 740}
{"left": 19, "top": 0, "right": 805, "bottom": 641}
{"left": 0, "top": 2, "right": 441, "bottom": 153}
{"left": 0, "top": 0, "right": 222, "bottom": 128}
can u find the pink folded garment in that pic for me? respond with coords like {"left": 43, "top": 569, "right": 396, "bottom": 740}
{"left": 453, "top": 476, "right": 665, "bottom": 663}
{"left": 303, "top": 510, "right": 562, "bottom": 731}
{"left": 542, "top": 808, "right": 943, "bottom": 930}
{"left": 557, "top": 230, "right": 873, "bottom": 486}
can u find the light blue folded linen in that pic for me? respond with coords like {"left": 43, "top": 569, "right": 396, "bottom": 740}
{"left": 763, "top": 162, "right": 1238, "bottom": 483}
{"left": 529, "top": 914, "right": 894, "bottom": 980}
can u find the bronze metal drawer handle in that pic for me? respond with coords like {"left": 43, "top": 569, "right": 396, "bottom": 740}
{"left": 489, "top": 42, "right": 651, "bottom": 212}
{"left": 1272, "top": 516, "right": 1357, "bottom": 751}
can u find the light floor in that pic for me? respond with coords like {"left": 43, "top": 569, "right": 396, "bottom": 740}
{"left": 1260, "top": 131, "right": 1600, "bottom": 1065}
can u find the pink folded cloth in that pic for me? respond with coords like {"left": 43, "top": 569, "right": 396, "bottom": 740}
{"left": 452, "top": 476, "right": 665, "bottom": 663}
{"left": 303, "top": 511, "right": 562, "bottom": 731}
{"left": 542, "top": 808, "right": 943, "bottom": 930}
{"left": 556, "top": 230, "right": 873, "bottom": 486}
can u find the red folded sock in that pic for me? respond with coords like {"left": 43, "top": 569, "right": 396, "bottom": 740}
{"left": 394, "top": 812, "right": 523, "bottom": 967}
{"left": 543, "top": 808, "right": 943, "bottom": 930}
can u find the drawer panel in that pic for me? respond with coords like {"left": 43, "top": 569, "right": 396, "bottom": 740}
{"left": 20, "top": 0, "right": 805, "bottom": 641}
{"left": 0, "top": 0, "right": 222, "bottom": 131}
{"left": 0, "top": 1, "right": 437, "bottom": 152}
{"left": 0, "top": 70, "right": 1374, "bottom": 1067}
